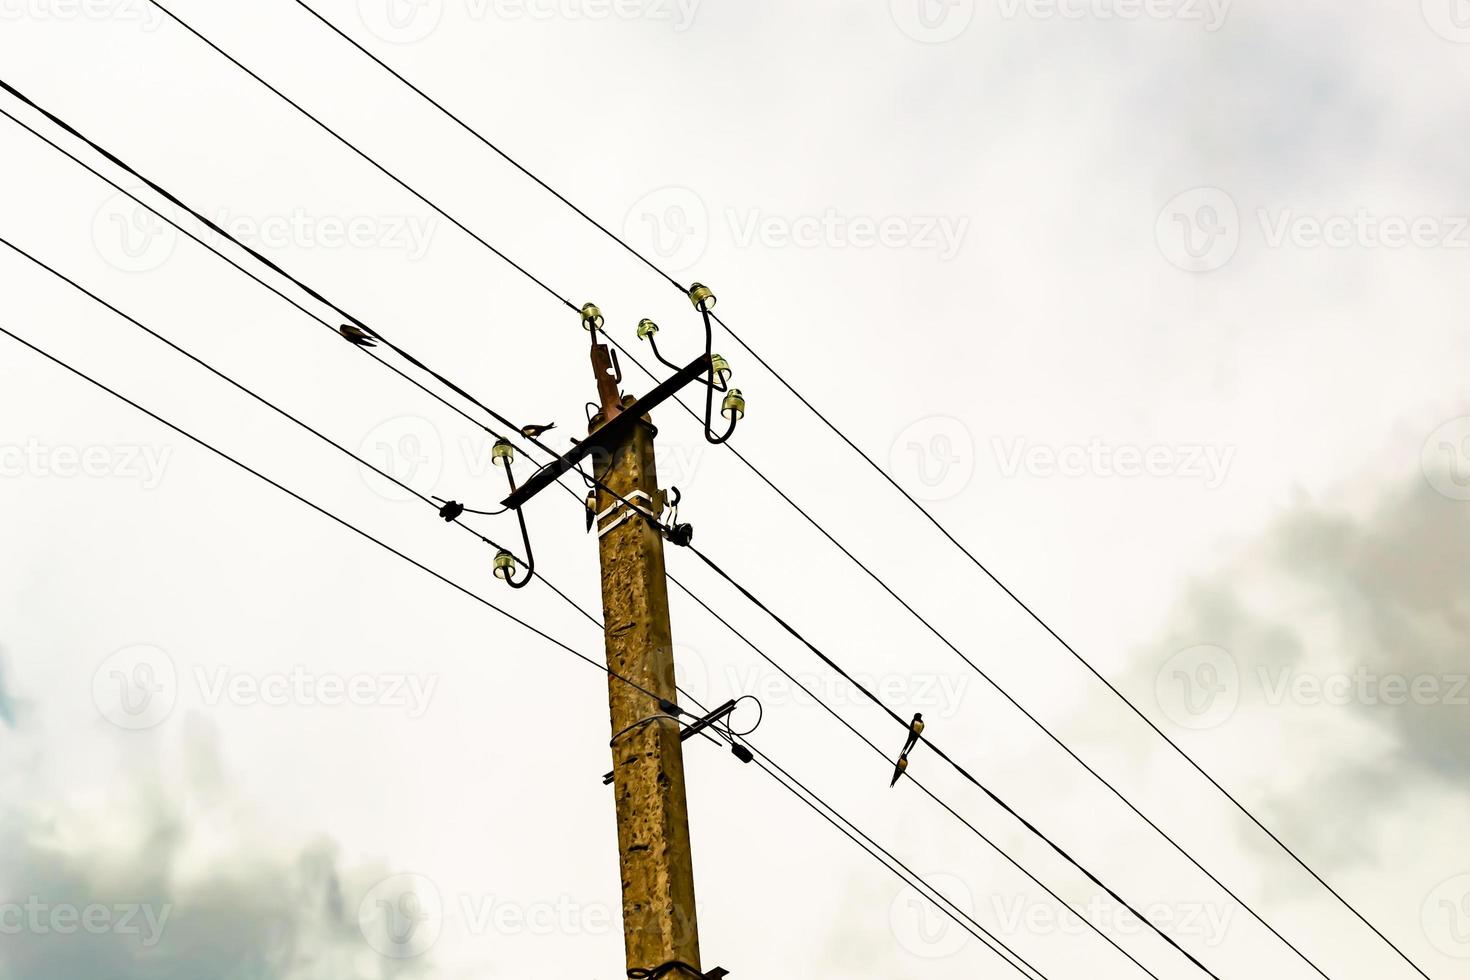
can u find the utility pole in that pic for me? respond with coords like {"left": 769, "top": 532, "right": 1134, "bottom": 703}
{"left": 589, "top": 337, "right": 703, "bottom": 975}
{"left": 500, "top": 301, "right": 724, "bottom": 977}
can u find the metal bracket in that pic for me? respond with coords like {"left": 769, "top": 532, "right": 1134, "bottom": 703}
{"left": 596, "top": 489, "right": 657, "bottom": 539}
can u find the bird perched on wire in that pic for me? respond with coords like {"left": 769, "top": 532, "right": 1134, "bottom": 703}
{"left": 584, "top": 490, "right": 598, "bottom": 533}
{"left": 520, "top": 422, "right": 556, "bottom": 440}
{"left": 890, "top": 713, "right": 925, "bottom": 787}
{"left": 338, "top": 323, "right": 377, "bottom": 348}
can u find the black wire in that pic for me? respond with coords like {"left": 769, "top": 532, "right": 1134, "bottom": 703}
{"left": 0, "top": 322, "right": 691, "bottom": 721}
{"left": 683, "top": 544, "right": 1222, "bottom": 980}
{"left": 0, "top": 232, "right": 523, "bottom": 552}
{"left": 740, "top": 749, "right": 1049, "bottom": 980}
{"left": 0, "top": 86, "right": 665, "bottom": 552}
{"left": 663, "top": 573, "right": 1163, "bottom": 980}
{"left": 288, "top": 0, "right": 686, "bottom": 296}
{"left": 38, "top": 5, "right": 1382, "bottom": 971}
{"left": 144, "top": 1, "right": 575, "bottom": 313}
{"left": 270, "top": 7, "right": 1417, "bottom": 975}
{"left": 608, "top": 329, "right": 1341, "bottom": 980}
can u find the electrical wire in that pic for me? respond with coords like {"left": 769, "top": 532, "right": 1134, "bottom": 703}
{"left": 662, "top": 574, "right": 1165, "bottom": 980}
{"left": 682, "top": 543, "right": 1222, "bottom": 980}
{"left": 1, "top": 321, "right": 1054, "bottom": 978}
{"left": 17, "top": 11, "right": 1388, "bottom": 972}
{"left": 273, "top": 11, "right": 1429, "bottom": 976}
{"left": 0, "top": 232, "right": 518, "bottom": 554}
{"left": 0, "top": 82, "right": 667, "bottom": 551}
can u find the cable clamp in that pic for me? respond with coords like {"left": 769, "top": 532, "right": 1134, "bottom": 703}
{"left": 596, "top": 489, "right": 657, "bottom": 538}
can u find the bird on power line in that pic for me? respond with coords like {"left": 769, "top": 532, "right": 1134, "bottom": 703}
{"left": 585, "top": 490, "right": 598, "bottom": 533}
{"left": 890, "top": 713, "right": 924, "bottom": 787}
{"left": 338, "top": 323, "right": 377, "bottom": 347}
{"left": 519, "top": 422, "right": 556, "bottom": 440}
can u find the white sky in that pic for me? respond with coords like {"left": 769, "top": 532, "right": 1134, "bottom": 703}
{"left": 1, "top": 1, "right": 1469, "bottom": 978}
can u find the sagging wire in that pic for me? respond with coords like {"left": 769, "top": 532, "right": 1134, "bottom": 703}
{"left": 490, "top": 438, "right": 535, "bottom": 588}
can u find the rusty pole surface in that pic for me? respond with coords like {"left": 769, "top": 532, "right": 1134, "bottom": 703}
{"left": 590, "top": 339, "right": 703, "bottom": 974}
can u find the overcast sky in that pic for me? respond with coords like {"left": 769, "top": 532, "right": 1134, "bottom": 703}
{"left": 1, "top": 1, "right": 1469, "bottom": 978}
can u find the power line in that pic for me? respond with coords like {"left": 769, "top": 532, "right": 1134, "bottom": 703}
{"left": 664, "top": 574, "right": 1164, "bottom": 980}
{"left": 0, "top": 322, "right": 682, "bottom": 716}
{"left": 0, "top": 320, "right": 1051, "bottom": 978}
{"left": 270, "top": 11, "right": 1431, "bottom": 976}
{"left": 0, "top": 81, "right": 667, "bottom": 554}
{"left": 739, "top": 746, "right": 1049, "bottom": 980}
{"left": 0, "top": 232, "right": 517, "bottom": 554}
{"left": 683, "top": 543, "right": 1222, "bottom": 980}
{"left": 19, "top": 11, "right": 1292, "bottom": 969}
{"left": 24, "top": 8, "right": 1387, "bottom": 971}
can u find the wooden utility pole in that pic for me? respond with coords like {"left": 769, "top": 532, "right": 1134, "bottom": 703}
{"left": 588, "top": 339, "right": 703, "bottom": 974}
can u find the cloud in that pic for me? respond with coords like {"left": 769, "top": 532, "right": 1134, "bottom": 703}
{"left": 1134, "top": 473, "right": 1470, "bottom": 870}
{"left": 0, "top": 714, "right": 432, "bottom": 980}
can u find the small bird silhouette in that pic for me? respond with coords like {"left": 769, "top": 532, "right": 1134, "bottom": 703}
{"left": 890, "top": 713, "right": 925, "bottom": 787}
{"left": 585, "top": 491, "right": 599, "bottom": 533}
{"left": 520, "top": 422, "right": 556, "bottom": 440}
{"left": 338, "top": 323, "right": 377, "bottom": 348}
